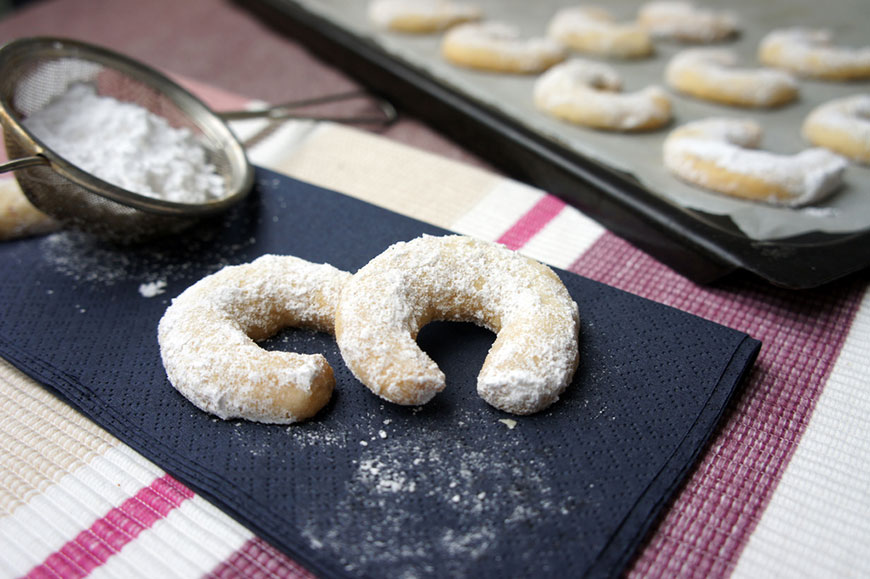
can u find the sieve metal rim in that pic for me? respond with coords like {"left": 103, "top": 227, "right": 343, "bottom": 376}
{"left": 0, "top": 36, "right": 254, "bottom": 217}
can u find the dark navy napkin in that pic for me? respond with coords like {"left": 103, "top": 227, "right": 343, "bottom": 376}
{"left": 0, "top": 168, "right": 758, "bottom": 578}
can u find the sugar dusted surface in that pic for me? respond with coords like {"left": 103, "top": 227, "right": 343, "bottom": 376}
{"left": 294, "top": 403, "right": 578, "bottom": 576}
{"left": 368, "top": 0, "right": 481, "bottom": 29}
{"left": 666, "top": 48, "right": 798, "bottom": 107}
{"left": 638, "top": 1, "right": 739, "bottom": 42}
{"left": 335, "top": 234, "right": 579, "bottom": 415}
{"left": 534, "top": 59, "right": 671, "bottom": 131}
{"left": 158, "top": 255, "right": 351, "bottom": 424}
{"left": 443, "top": 21, "right": 565, "bottom": 72}
{"left": 138, "top": 279, "right": 167, "bottom": 297}
{"left": 664, "top": 118, "right": 847, "bottom": 206}
{"left": 760, "top": 28, "right": 870, "bottom": 79}
{"left": 546, "top": 6, "right": 652, "bottom": 58}
{"left": 802, "top": 94, "right": 870, "bottom": 162}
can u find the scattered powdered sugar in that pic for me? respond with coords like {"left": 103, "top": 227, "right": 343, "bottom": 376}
{"left": 138, "top": 279, "right": 166, "bottom": 297}
{"left": 359, "top": 457, "right": 417, "bottom": 493}
{"left": 22, "top": 83, "right": 225, "bottom": 203}
{"left": 296, "top": 410, "right": 577, "bottom": 577}
{"left": 302, "top": 428, "right": 346, "bottom": 446}
{"left": 39, "top": 228, "right": 257, "bottom": 288}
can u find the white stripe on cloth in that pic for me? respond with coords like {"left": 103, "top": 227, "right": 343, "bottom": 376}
{"left": 234, "top": 112, "right": 321, "bottom": 170}
{"left": 732, "top": 285, "right": 870, "bottom": 578}
{"left": 255, "top": 123, "right": 500, "bottom": 230}
{"left": 0, "top": 438, "right": 254, "bottom": 578}
{"left": 449, "top": 179, "right": 544, "bottom": 242}
{"left": 0, "top": 445, "right": 162, "bottom": 576}
{"left": 519, "top": 206, "right": 605, "bottom": 270}
{"left": 88, "top": 495, "right": 253, "bottom": 579}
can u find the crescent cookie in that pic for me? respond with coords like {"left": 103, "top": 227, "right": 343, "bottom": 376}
{"left": 334, "top": 235, "right": 580, "bottom": 415}
{"left": 546, "top": 6, "right": 653, "bottom": 59}
{"left": 802, "top": 95, "right": 870, "bottom": 164}
{"left": 759, "top": 28, "right": 870, "bottom": 81}
{"left": 441, "top": 21, "right": 567, "bottom": 74}
{"left": 638, "top": 1, "right": 738, "bottom": 43}
{"left": 534, "top": 58, "right": 672, "bottom": 131}
{"left": 0, "top": 178, "right": 60, "bottom": 241}
{"left": 368, "top": 0, "right": 482, "bottom": 34}
{"left": 158, "top": 255, "right": 352, "bottom": 424}
{"left": 663, "top": 118, "right": 847, "bottom": 206}
{"left": 666, "top": 48, "right": 798, "bottom": 108}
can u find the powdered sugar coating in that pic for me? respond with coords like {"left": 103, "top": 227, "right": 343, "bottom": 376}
{"left": 802, "top": 94, "right": 870, "bottom": 164}
{"left": 335, "top": 235, "right": 580, "bottom": 415}
{"left": 534, "top": 58, "right": 671, "bottom": 131}
{"left": 158, "top": 255, "right": 351, "bottom": 424}
{"left": 546, "top": 6, "right": 653, "bottom": 59}
{"left": 666, "top": 48, "right": 798, "bottom": 108}
{"left": 638, "top": 1, "right": 738, "bottom": 43}
{"left": 368, "top": 0, "right": 481, "bottom": 33}
{"left": 663, "top": 118, "right": 847, "bottom": 206}
{"left": 759, "top": 28, "right": 870, "bottom": 80}
{"left": 441, "top": 22, "right": 566, "bottom": 74}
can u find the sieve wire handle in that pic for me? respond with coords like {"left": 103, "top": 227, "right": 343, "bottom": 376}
{"left": 0, "top": 155, "right": 49, "bottom": 174}
{"left": 217, "top": 90, "right": 397, "bottom": 126}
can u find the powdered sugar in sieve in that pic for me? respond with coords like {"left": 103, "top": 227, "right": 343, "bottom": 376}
{"left": 23, "top": 83, "right": 226, "bottom": 204}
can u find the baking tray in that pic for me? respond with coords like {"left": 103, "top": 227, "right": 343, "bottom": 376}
{"left": 241, "top": 0, "right": 870, "bottom": 289}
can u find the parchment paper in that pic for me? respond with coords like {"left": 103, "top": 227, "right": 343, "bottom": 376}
{"left": 293, "top": 0, "right": 870, "bottom": 240}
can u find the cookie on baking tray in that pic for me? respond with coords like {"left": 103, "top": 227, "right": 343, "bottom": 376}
{"left": 368, "top": 0, "right": 482, "bottom": 34}
{"left": 759, "top": 28, "right": 870, "bottom": 80}
{"left": 442, "top": 21, "right": 567, "bottom": 74}
{"left": 638, "top": 1, "right": 739, "bottom": 43}
{"left": 534, "top": 58, "right": 672, "bottom": 131}
{"left": 663, "top": 118, "right": 847, "bottom": 207}
{"left": 802, "top": 94, "right": 870, "bottom": 164}
{"left": 0, "top": 179, "right": 60, "bottom": 241}
{"left": 666, "top": 48, "right": 798, "bottom": 108}
{"left": 546, "top": 6, "right": 654, "bottom": 59}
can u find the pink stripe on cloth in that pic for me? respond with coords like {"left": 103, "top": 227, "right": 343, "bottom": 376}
{"left": 496, "top": 195, "right": 566, "bottom": 250}
{"left": 26, "top": 474, "right": 194, "bottom": 579}
{"left": 570, "top": 232, "right": 866, "bottom": 578}
{"left": 206, "top": 537, "right": 314, "bottom": 579}
{"left": 172, "top": 75, "right": 252, "bottom": 113}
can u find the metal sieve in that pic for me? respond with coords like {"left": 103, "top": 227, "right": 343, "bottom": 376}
{"left": 0, "top": 37, "right": 396, "bottom": 242}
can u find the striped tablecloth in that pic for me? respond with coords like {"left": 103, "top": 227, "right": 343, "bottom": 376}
{"left": 1, "top": 80, "right": 869, "bottom": 579}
